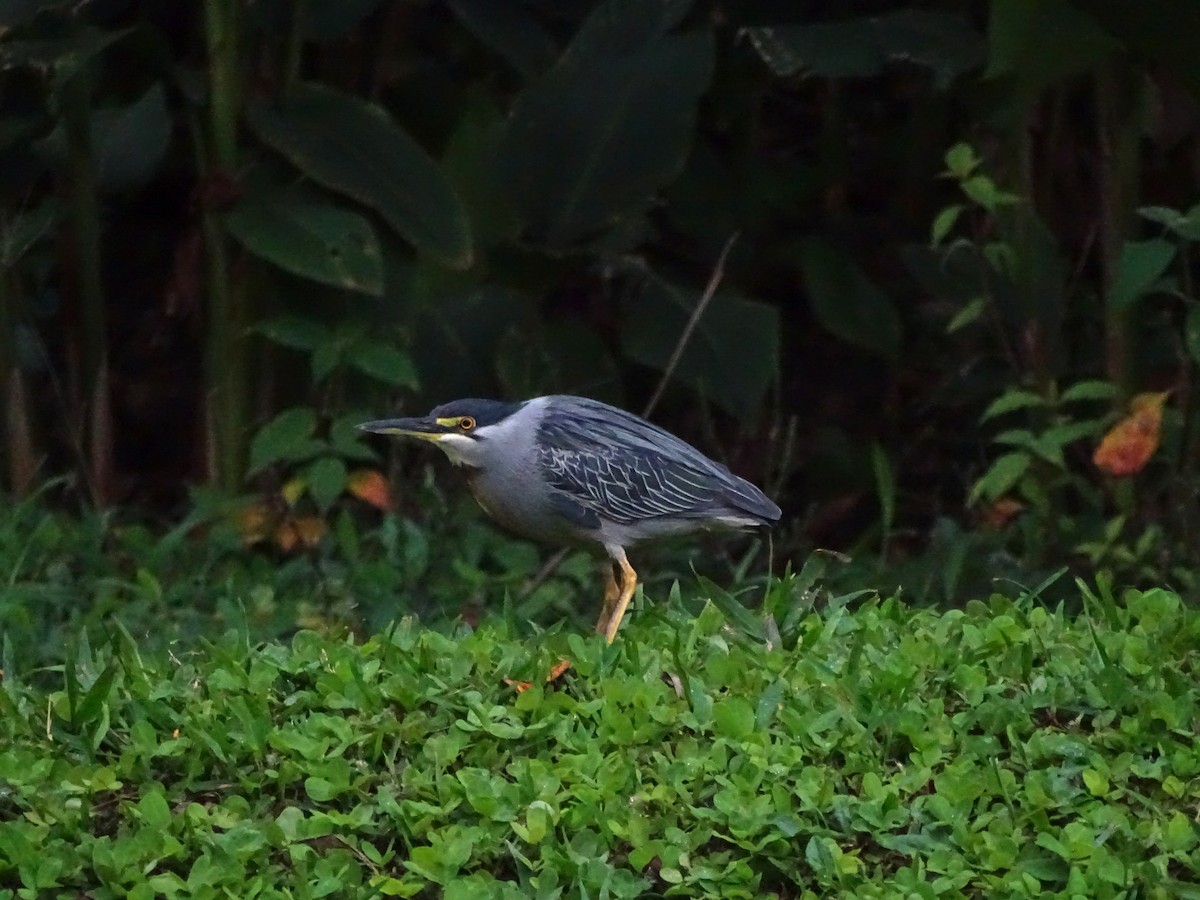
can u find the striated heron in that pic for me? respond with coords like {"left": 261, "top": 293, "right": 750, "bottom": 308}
{"left": 359, "top": 395, "right": 781, "bottom": 642}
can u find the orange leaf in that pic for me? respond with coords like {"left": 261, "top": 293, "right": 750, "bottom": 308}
{"left": 1093, "top": 392, "right": 1168, "bottom": 477}
{"left": 237, "top": 503, "right": 273, "bottom": 546}
{"left": 504, "top": 660, "right": 571, "bottom": 694}
{"left": 347, "top": 468, "right": 392, "bottom": 510}
{"left": 274, "top": 521, "right": 299, "bottom": 553}
{"left": 275, "top": 516, "right": 327, "bottom": 553}
{"left": 292, "top": 516, "right": 327, "bottom": 548}
{"left": 979, "top": 497, "right": 1024, "bottom": 529}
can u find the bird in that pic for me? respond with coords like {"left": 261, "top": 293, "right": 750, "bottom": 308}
{"left": 358, "top": 395, "right": 781, "bottom": 643}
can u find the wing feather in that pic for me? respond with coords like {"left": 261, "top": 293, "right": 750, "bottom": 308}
{"left": 539, "top": 446, "right": 720, "bottom": 524}
{"left": 535, "top": 396, "right": 781, "bottom": 525}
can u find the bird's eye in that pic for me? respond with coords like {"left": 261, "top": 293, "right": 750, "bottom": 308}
{"left": 459, "top": 416, "right": 476, "bottom": 431}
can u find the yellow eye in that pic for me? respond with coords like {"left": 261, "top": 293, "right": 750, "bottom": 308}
{"left": 459, "top": 416, "right": 476, "bottom": 431}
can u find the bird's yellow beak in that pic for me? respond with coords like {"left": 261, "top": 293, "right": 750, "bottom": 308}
{"left": 357, "top": 416, "right": 458, "bottom": 443}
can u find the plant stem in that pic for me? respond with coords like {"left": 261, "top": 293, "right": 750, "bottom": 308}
{"left": 1096, "top": 66, "right": 1140, "bottom": 400}
{"left": 62, "top": 69, "right": 110, "bottom": 505}
{"left": 1096, "top": 65, "right": 1142, "bottom": 520}
{"left": 1011, "top": 108, "right": 1059, "bottom": 561}
{"left": 204, "top": 0, "right": 241, "bottom": 170}
{"left": 0, "top": 270, "right": 17, "bottom": 494}
{"left": 202, "top": 0, "right": 249, "bottom": 491}
{"left": 1176, "top": 248, "right": 1200, "bottom": 561}
{"left": 62, "top": 73, "right": 105, "bottom": 397}
{"left": 642, "top": 232, "right": 738, "bottom": 418}
{"left": 282, "top": 0, "right": 307, "bottom": 99}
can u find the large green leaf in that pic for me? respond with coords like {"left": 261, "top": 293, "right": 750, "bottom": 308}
{"left": 801, "top": 239, "right": 902, "bottom": 362}
{"left": 495, "top": 319, "right": 621, "bottom": 401}
{"left": 248, "top": 408, "right": 321, "bottom": 476}
{"left": 0, "top": 0, "right": 71, "bottom": 28}
{"left": 413, "top": 286, "right": 530, "bottom": 401}
{"left": 986, "top": 0, "right": 1117, "bottom": 98}
{"left": 1108, "top": 239, "right": 1176, "bottom": 311}
{"left": 445, "top": 0, "right": 559, "bottom": 77}
{"left": 253, "top": 315, "right": 329, "bottom": 353}
{"left": 306, "top": 457, "right": 347, "bottom": 513}
{"left": 226, "top": 190, "right": 384, "bottom": 296}
{"left": 0, "top": 26, "right": 129, "bottom": 81}
{"left": 970, "top": 452, "right": 1031, "bottom": 505}
{"left": 441, "top": 102, "right": 520, "bottom": 250}
{"left": 620, "top": 275, "right": 779, "bottom": 422}
{"left": 1140, "top": 203, "right": 1200, "bottom": 242}
{"left": 247, "top": 83, "right": 472, "bottom": 269}
{"left": 91, "top": 84, "right": 170, "bottom": 192}
{"left": 745, "top": 11, "right": 984, "bottom": 89}
{"left": 36, "top": 81, "right": 169, "bottom": 192}
{"left": 496, "top": 0, "right": 713, "bottom": 248}
{"left": 351, "top": 341, "right": 419, "bottom": 389}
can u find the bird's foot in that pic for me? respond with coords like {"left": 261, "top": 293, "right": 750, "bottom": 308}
{"left": 595, "top": 564, "right": 621, "bottom": 635}
{"left": 603, "top": 556, "right": 638, "bottom": 644}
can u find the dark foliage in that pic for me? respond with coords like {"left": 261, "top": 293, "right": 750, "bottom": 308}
{"left": 1, "top": 0, "right": 1199, "bottom": 597}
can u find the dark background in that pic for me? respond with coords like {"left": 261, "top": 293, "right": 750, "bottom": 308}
{"left": 3, "top": 0, "right": 1200, "bottom": 619}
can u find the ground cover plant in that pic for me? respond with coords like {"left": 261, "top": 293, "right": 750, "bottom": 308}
{"left": 1, "top": 579, "right": 1197, "bottom": 898}
{"left": 3, "top": 1, "right": 1200, "bottom": 896}
{"left": 0, "top": 480, "right": 773, "bottom": 674}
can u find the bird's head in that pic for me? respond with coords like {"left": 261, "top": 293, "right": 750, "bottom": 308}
{"left": 357, "top": 398, "right": 525, "bottom": 467}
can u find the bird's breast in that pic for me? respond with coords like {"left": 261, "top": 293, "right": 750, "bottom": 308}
{"left": 465, "top": 469, "right": 530, "bottom": 537}
{"left": 465, "top": 472, "right": 499, "bottom": 521}
{"left": 464, "top": 465, "right": 578, "bottom": 545}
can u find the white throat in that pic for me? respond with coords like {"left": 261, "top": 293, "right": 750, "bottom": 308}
{"left": 435, "top": 433, "right": 478, "bottom": 466}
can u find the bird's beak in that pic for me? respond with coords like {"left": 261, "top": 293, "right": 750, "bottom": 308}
{"left": 357, "top": 416, "right": 451, "bottom": 443}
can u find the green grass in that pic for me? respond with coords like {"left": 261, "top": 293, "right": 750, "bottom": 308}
{"left": 1, "top": 582, "right": 1198, "bottom": 898}
{"left": 0, "top": 488, "right": 602, "bottom": 673}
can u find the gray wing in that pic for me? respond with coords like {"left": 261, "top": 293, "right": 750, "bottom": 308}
{"left": 536, "top": 396, "right": 781, "bottom": 525}
{"left": 538, "top": 445, "right": 724, "bottom": 525}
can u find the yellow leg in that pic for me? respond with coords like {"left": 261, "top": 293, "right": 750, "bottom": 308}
{"left": 603, "top": 549, "right": 638, "bottom": 644}
{"left": 595, "top": 564, "right": 620, "bottom": 635}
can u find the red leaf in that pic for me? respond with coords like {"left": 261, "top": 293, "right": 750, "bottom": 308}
{"left": 1093, "top": 392, "right": 1168, "bottom": 477}
{"left": 347, "top": 469, "right": 391, "bottom": 510}
{"left": 546, "top": 659, "right": 571, "bottom": 682}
